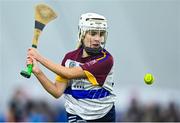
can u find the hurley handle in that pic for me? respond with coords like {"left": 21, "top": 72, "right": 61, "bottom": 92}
{"left": 20, "top": 45, "right": 37, "bottom": 78}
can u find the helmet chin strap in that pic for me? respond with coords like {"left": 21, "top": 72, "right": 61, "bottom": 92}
{"left": 82, "top": 43, "right": 102, "bottom": 56}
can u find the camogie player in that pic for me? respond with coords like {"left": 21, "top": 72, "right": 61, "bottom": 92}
{"left": 27, "top": 13, "right": 116, "bottom": 122}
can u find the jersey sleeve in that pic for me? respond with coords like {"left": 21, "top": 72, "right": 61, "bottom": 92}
{"left": 80, "top": 53, "right": 114, "bottom": 86}
{"left": 55, "top": 75, "right": 68, "bottom": 83}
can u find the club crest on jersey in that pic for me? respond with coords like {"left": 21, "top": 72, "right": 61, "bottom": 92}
{"left": 69, "top": 61, "right": 76, "bottom": 68}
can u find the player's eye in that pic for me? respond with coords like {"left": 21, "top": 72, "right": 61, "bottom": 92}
{"left": 100, "top": 31, "right": 105, "bottom": 37}
{"left": 90, "top": 30, "right": 106, "bottom": 37}
{"left": 90, "top": 31, "right": 98, "bottom": 36}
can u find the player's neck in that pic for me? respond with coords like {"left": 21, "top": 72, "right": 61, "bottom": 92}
{"left": 82, "top": 49, "right": 89, "bottom": 58}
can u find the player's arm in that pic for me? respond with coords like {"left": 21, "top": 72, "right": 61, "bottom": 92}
{"left": 27, "top": 48, "right": 86, "bottom": 79}
{"left": 34, "top": 71, "right": 67, "bottom": 98}
{"left": 30, "top": 57, "right": 67, "bottom": 98}
{"left": 39, "top": 56, "right": 86, "bottom": 79}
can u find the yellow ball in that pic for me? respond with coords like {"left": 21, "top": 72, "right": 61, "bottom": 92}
{"left": 144, "top": 73, "right": 154, "bottom": 85}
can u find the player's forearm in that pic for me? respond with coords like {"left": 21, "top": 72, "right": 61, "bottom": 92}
{"left": 34, "top": 71, "right": 63, "bottom": 98}
{"left": 38, "top": 56, "right": 82, "bottom": 79}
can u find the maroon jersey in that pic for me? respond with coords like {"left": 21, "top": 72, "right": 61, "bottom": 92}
{"left": 61, "top": 47, "right": 113, "bottom": 86}
{"left": 55, "top": 47, "right": 116, "bottom": 120}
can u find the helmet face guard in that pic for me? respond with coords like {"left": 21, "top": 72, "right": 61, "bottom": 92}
{"left": 77, "top": 13, "right": 108, "bottom": 55}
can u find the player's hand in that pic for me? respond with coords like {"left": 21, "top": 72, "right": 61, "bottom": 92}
{"left": 31, "top": 57, "right": 42, "bottom": 74}
{"left": 26, "top": 56, "right": 33, "bottom": 65}
{"left": 27, "top": 48, "right": 42, "bottom": 61}
{"left": 26, "top": 55, "right": 41, "bottom": 74}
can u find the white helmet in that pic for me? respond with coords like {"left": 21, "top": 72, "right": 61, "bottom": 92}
{"left": 77, "top": 13, "right": 108, "bottom": 48}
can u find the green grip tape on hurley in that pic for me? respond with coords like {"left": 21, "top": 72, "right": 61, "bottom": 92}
{"left": 20, "top": 44, "right": 37, "bottom": 78}
{"left": 20, "top": 64, "right": 33, "bottom": 78}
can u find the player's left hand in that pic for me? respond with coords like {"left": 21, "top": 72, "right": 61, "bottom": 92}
{"left": 26, "top": 54, "right": 41, "bottom": 74}
{"left": 32, "top": 57, "right": 42, "bottom": 74}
